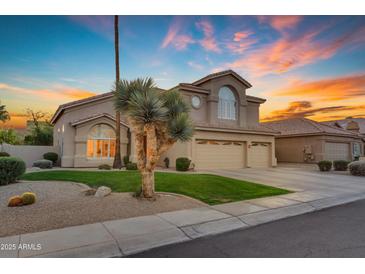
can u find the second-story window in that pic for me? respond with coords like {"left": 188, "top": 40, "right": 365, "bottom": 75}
{"left": 218, "top": 86, "right": 236, "bottom": 120}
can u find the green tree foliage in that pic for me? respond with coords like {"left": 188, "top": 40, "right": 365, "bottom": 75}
{"left": 0, "top": 129, "right": 21, "bottom": 145}
{"left": 23, "top": 109, "right": 53, "bottom": 146}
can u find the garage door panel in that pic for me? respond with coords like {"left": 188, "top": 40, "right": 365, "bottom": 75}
{"left": 250, "top": 143, "right": 270, "bottom": 168}
{"left": 195, "top": 140, "right": 245, "bottom": 169}
{"left": 325, "top": 142, "right": 350, "bottom": 161}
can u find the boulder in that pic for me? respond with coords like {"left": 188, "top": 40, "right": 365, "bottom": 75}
{"left": 94, "top": 186, "right": 112, "bottom": 197}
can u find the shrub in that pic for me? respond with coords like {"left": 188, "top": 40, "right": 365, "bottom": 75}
{"left": 0, "top": 157, "right": 26, "bottom": 185}
{"left": 21, "top": 192, "right": 36, "bottom": 205}
{"left": 33, "top": 159, "right": 53, "bottom": 169}
{"left": 123, "top": 155, "right": 130, "bottom": 166}
{"left": 164, "top": 157, "right": 170, "bottom": 168}
{"left": 176, "top": 157, "right": 191, "bottom": 171}
{"left": 317, "top": 160, "right": 332, "bottom": 172}
{"left": 8, "top": 196, "right": 23, "bottom": 207}
{"left": 0, "top": 152, "right": 10, "bottom": 157}
{"left": 43, "top": 152, "right": 58, "bottom": 164}
{"left": 349, "top": 160, "right": 365, "bottom": 176}
{"left": 126, "top": 162, "right": 138, "bottom": 170}
{"left": 98, "top": 164, "right": 111, "bottom": 170}
{"left": 333, "top": 160, "right": 350, "bottom": 171}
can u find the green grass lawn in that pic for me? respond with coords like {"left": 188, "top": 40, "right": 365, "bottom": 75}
{"left": 20, "top": 170, "right": 290, "bottom": 205}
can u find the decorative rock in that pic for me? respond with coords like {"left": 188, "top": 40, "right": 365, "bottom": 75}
{"left": 8, "top": 196, "right": 23, "bottom": 207}
{"left": 94, "top": 186, "right": 112, "bottom": 198}
{"left": 83, "top": 188, "right": 97, "bottom": 196}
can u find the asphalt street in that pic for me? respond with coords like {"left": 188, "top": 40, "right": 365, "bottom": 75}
{"left": 131, "top": 199, "right": 365, "bottom": 257}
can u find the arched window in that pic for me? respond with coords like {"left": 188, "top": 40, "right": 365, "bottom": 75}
{"left": 218, "top": 86, "right": 236, "bottom": 120}
{"left": 87, "top": 124, "right": 116, "bottom": 159}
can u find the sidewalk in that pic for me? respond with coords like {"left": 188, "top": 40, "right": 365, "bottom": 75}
{"left": 2, "top": 190, "right": 365, "bottom": 258}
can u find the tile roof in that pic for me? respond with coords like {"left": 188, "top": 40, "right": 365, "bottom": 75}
{"left": 263, "top": 118, "right": 361, "bottom": 137}
{"left": 321, "top": 118, "right": 365, "bottom": 135}
{"left": 195, "top": 122, "right": 278, "bottom": 135}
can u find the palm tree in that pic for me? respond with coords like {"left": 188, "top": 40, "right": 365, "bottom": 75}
{"left": 0, "top": 101, "right": 10, "bottom": 123}
{"left": 113, "top": 15, "right": 122, "bottom": 169}
{"left": 114, "top": 78, "right": 194, "bottom": 198}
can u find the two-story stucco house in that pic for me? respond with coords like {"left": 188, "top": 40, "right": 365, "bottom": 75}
{"left": 51, "top": 70, "right": 277, "bottom": 169}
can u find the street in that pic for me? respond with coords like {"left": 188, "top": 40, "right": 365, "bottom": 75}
{"left": 131, "top": 199, "right": 365, "bottom": 257}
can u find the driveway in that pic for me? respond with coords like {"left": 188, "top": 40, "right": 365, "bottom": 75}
{"left": 205, "top": 164, "right": 365, "bottom": 198}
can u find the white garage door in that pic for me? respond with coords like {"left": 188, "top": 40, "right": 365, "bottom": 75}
{"left": 195, "top": 140, "right": 245, "bottom": 169}
{"left": 325, "top": 142, "right": 350, "bottom": 161}
{"left": 250, "top": 142, "right": 271, "bottom": 168}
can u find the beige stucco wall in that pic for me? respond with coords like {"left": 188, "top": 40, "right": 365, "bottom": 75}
{"left": 53, "top": 96, "right": 129, "bottom": 167}
{"left": 275, "top": 135, "right": 364, "bottom": 163}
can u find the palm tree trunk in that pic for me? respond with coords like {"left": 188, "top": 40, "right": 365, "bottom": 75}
{"left": 113, "top": 15, "right": 122, "bottom": 169}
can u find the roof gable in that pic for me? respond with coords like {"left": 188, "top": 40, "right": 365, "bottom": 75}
{"left": 70, "top": 113, "right": 129, "bottom": 128}
{"left": 192, "top": 69, "right": 252, "bottom": 88}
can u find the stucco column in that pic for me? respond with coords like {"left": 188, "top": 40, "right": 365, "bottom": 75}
{"left": 207, "top": 95, "right": 219, "bottom": 125}
{"left": 239, "top": 104, "right": 247, "bottom": 127}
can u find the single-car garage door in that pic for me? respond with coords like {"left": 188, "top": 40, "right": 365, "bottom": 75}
{"left": 195, "top": 140, "right": 245, "bottom": 169}
{"left": 250, "top": 142, "right": 271, "bottom": 168}
{"left": 325, "top": 142, "right": 350, "bottom": 161}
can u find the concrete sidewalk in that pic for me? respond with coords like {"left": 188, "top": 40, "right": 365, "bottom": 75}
{"left": 2, "top": 190, "right": 365, "bottom": 258}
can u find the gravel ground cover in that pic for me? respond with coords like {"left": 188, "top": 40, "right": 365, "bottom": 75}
{"left": 0, "top": 181, "right": 204, "bottom": 237}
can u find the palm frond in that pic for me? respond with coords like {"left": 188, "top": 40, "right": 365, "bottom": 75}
{"left": 162, "top": 89, "right": 190, "bottom": 119}
{"left": 168, "top": 112, "right": 194, "bottom": 142}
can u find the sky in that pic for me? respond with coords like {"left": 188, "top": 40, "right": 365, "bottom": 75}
{"left": 0, "top": 15, "right": 365, "bottom": 129}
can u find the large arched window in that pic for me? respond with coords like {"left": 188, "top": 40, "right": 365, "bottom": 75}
{"left": 87, "top": 124, "right": 116, "bottom": 159}
{"left": 218, "top": 86, "right": 236, "bottom": 120}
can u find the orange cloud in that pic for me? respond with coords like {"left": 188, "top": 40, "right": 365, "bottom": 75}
{"left": 196, "top": 20, "right": 221, "bottom": 53}
{"left": 257, "top": 16, "right": 302, "bottom": 32}
{"left": 225, "top": 24, "right": 365, "bottom": 76}
{"left": 261, "top": 100, "right": 365, "bottom": 122}
{"left": 272, "top": 74, "right": 365, "bottom": 101}
{"left": 0, "top": 83, "right": 96, "bottom": 101}
{"left": 0, "top": 113, "right": 28, "bottom": 129}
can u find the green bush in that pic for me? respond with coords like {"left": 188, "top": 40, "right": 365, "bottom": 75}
{"left": 317, "top": 160, "right": 332, "bottom": 171}
{"left": 98, "top": 164, "right": 112, "bottom": 170}
{"left": 176, "top": 157, "right": 191, "bottom": 171}
{"left": 164, "top": 157, "right": 170, "bottom": 168}
{"left": 0, "top": 152, "right": 10, "bottom": 157}
{"left": 333, "top": 160, "right": 350, "bottom": 171}
{"left": 33, "top": 159, "right": 53, "bottom": 169}
{"left": 43, "top": 152, "right": 58, "bottom": 164}
{"left": 123, "top": 155, "right": 130, "bottom": 166}
{"left": 349, "top": 161, "right": 365, "bottom": 176}
{"left": 126, "top": 162, "right": 138, "bottom": 170}
{"left": 0, "top": 157, "right": 26, "bottom": 185}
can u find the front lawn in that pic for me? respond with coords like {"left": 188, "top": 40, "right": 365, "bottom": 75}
{"left": 20, "top": 170, "right": 290, "bottom": 205}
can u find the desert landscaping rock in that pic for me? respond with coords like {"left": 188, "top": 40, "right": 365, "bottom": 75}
{"left": 95, "top": 186, "right": 112, "bottom": 197}
{"left": 0, "top": 181, "right": 204, "bottom": 237}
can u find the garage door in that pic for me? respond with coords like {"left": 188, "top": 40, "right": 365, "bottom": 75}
{"left": 195, "top": 140, "right": 245, "bottom": 169}
{"left": 325, "top": 142, "right": 350, "bottom": 161}
{"left": 250, "top": 142, "right": 270, "bottom": 168}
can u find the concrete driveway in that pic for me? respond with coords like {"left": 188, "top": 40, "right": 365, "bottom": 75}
{"left": 205, "top": 164, "right": 365, "bottom": 198}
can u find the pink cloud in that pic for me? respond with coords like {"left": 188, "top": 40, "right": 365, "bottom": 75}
{"left": 161, "top": 18, "right": 195, "bottom": 51}
{"left": 257, "top": 16, "right": 303, "bottom": 32}
{"left": 226, "top": 30, "right": 257, "bottom": 54}
{"left": 224, "top": 24, "right": 365, "bottom": 76}
{"left": 196, "top": 20, "right": 221, "bottom": 53}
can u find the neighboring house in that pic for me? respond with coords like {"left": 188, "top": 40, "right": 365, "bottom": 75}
{"left": 51, "top": 70, "right": 277, "bottom": 169}
{"left": 263, "top": 118, "right": 364, "bottom": 163}
{"left": 321, "top": 117, "right": 365, "bottom": 140}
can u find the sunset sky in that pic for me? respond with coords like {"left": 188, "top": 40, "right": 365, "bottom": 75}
{"left": 0, "top": 15, "right": 365, "bottom": 129}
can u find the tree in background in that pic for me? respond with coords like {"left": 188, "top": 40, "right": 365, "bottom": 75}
{"left": 0, "top": 128, "right": 21, "bottom": 145}
{"left": 23, "top": 109, "right": 53, "bottom": 146}
{"left": 112, "top": 15, "right": 122, "bottom": 169}
{"left": 0, "top": 101, "right": 10, "bottom": 123}
{"left": 114, "top": 78, "right": 194, "bottom": 198}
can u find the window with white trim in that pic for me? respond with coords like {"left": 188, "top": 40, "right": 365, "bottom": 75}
{"left": 218, "top": 86, "right": 236, "bottom": 120}
{"left": 87, "top": 124, "right": 116, "bottom": 159}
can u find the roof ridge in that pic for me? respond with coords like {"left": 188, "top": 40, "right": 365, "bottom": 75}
{"left": 301, "top": 118, "right": 324, "bottom": 132}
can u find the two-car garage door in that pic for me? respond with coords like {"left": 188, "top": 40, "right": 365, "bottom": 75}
{"left": 195, "top": 140, "right": 271, "bottom": 169}
{"left": 324, "top": 142, "right": 350, "bottom": 161}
